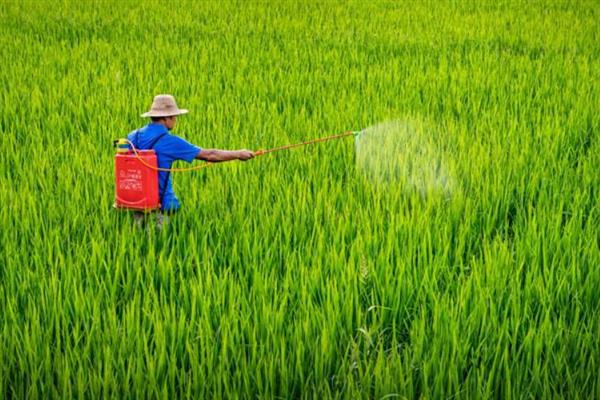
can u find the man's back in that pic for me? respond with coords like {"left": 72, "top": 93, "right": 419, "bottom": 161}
{"left": 128, "top": 122, "right": 200, "bottom": 212}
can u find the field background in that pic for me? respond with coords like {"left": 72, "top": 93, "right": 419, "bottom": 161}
{"left": 1, "top": 0, "right": 599, "bottom": 398}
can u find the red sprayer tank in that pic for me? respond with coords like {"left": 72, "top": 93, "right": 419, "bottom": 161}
{"left": 114, "top": 140, "right": 161, "bottom": 211}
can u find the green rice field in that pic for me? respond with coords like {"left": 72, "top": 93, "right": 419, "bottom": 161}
{"left": 0, "top": 0, "right": 598, "bottom": 398}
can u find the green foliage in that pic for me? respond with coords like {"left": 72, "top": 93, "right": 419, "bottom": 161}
{"left": 0, "top": 0, "right": 598, "bottom": 398}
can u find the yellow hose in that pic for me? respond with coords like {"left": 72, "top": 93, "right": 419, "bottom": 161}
{"left": 124, "top": 130, "right": 356, "bottom": 173}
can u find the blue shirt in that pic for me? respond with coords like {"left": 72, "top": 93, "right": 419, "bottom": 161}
{"left": 127, "top": 123, "right": 201, "bottom": 212}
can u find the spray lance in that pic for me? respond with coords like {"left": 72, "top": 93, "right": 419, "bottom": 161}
{"left": 113, "top": 130, "right": 364, "bottom": 211}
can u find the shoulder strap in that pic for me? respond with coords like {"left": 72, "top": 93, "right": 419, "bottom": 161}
{"left": 149, "top": 132, "right": 170, "bottom": 209}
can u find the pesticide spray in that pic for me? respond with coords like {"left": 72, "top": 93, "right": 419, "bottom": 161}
{"left": 354, "top": 119, "right": 455, "bottom": 197}
{"left": 113, "top": 119, "right": 455, "bottom": 211}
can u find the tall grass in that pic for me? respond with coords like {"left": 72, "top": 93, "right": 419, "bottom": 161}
{"left": 0, "top": 0, "right": 598, "bottom": 398}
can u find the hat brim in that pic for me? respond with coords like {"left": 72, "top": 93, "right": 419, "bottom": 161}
{"left": 141, "top": 109, "right": 189, "bottom": 118}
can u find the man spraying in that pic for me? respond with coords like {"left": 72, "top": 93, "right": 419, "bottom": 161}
{"left": 129, "top": 94, "right": 254, "bottom": 222}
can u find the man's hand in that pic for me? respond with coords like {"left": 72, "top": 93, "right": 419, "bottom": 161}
{"left": 237, "top": 150, "right": 255, "bottom": 161}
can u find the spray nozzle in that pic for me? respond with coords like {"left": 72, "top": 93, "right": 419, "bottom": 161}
{"left": 352, "top": 130, "right": 363, "bottom": 139}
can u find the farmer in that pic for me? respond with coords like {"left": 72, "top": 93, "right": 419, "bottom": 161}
{"left": 129, "top": 94, "right": 254, "bottom": 217}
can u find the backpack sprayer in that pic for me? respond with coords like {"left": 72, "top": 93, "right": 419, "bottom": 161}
{"left": 113, "top": 130, "right": 363, "bottom": 212}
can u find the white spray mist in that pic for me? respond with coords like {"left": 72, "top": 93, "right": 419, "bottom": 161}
{"left": 355, "top": 118, "right": 455, "bottom": 197}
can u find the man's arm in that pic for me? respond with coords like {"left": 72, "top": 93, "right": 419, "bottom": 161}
{"left": 196, "top": 148, "right": 255, "bottom": 162}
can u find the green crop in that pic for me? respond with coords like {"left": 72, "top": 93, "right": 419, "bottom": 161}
{"left": 0, "top": 0, "right": 598, "bottom": 398}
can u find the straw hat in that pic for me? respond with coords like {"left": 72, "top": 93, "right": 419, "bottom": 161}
{"left": 141, "top": 94, "right": 189, "bottom": 118}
